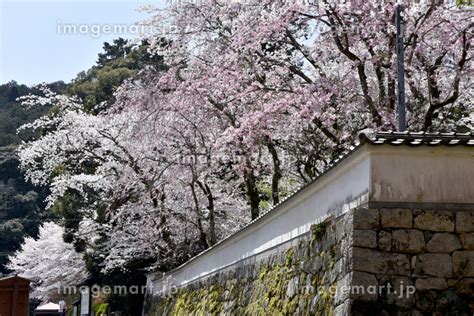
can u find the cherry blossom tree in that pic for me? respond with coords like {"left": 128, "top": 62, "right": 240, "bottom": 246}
{"left": 7, "top": 222, "right": 87, "bottom": 301}
{"left": 17, "top": 0, "right": 472, "bottom": 272}
{"left": 17, "top": 86, "right": 248, "bottom": 272}
{"left": 134, "top": 0, "right": 472, "bottom": 215}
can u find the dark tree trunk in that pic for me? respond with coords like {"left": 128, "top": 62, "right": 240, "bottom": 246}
{"left": 244, "top": 163, "right": 260, "bottom": 220}
{"left": 266, "top": 138, "right": 281, "bottom": 205}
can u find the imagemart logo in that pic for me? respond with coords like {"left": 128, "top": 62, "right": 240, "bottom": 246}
{"left": 55, "top": 21, "right": 173, "bottom": 39}
{"left": 56, "top": 281, "right": 417, "bottom": 300}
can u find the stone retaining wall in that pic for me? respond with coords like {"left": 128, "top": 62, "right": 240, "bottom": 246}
{"left": 144, "top": 210, "right": 353, "bottom": 315}
{"left": 144, "top": 206, "right": 474, "bottom": 315}
{"left": 348, "top": 207, "right": 474, "bottom": 315}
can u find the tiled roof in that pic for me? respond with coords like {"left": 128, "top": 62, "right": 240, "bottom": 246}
{"left": 359, "top": 130, "right": 474, "bottom": 146}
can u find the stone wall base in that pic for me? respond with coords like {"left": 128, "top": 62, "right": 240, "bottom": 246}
{"left": 144, "top": 206, "right": 474, "bottom": 315}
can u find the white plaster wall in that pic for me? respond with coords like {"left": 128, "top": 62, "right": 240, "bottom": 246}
{"left": 149, "top": 147, "right": 371, "bottom": 293}
{"left": 370, "top": 146, "right": 474, "bottom": 204}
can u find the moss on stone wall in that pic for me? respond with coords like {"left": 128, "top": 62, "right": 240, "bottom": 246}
{"left": 144, "top": 215, "right": 351, "bottom": 315}
{"left": 311, "top": 222, "right": 327, "bottom": 243}
{"left": 144, "top": 208, "right": 474, "bottom": 315}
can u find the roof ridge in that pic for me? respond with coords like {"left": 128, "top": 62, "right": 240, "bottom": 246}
{"left": 359, "top": 130, "right": 474, "bottom": 146}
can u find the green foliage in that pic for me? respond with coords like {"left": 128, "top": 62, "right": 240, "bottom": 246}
{"left": 0, "top": 81, "right": 63, "bottom": 274}
{"left": 257, "top": 179, "right": 299, "bottom": 210}
{"left": 68, "top": 38, "right": 166, "bottom": 113}
{"left": 257, "top": 182, "right": 272, "bottom": 209}
{"left": 456, "top": 0, "right": 473, "bottom": 6}
{"left": 0, "top": 149, "right": 50, "bottom": 274}
{"left": 92, "top": 303, "right": 109, "bottom": 315}
{"left": 311, "top": 222, "right": 327, "bottom": 242}
{"left": 0, "top": 81, "right": 63, "bottom": 147}
{"left": 69, "top": 65, "right": 135, "bottom": 112}
{"left": 285, "top": 248, "right": 294, "bottom": 267}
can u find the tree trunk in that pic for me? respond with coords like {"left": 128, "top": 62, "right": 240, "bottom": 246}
{"left": 244, "top": 162, "right": 260, "bottom": 220}
{"left": 197, "top": 180, "right": 217, "bottom": 246}
{"left": 190, "top": 183, "right": 209, "bottom": 248}
{"left": 266, "top": 138, "right": 281, "bottom": 205}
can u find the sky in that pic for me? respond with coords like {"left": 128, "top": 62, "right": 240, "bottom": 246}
{"left": 0, "top": 0, "right": 167, "bottom": 86}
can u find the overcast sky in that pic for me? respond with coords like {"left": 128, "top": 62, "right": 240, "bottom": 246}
{"left": 0, "top": 0, "right": 167, "bottom": 86}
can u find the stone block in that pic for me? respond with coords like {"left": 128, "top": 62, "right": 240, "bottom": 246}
{"left": 385, "top": 277, "right": 415, "bottom": 309}
{"left": 309, "top": 292, "right": 321, "bottom": 314}
{"left": 334, "top": 273, "right": 351, "bottom": 305}
{"left": 353, "top": 208, "right": 379, "bottom": 230}
{"left": 426, "top": 233, "right": 461, "bottom": 253}
{"left": 392, "top": 229, "right": 425, "bottom": 253}
{"left": 333, "top": 299, "right": 351, "bottom": 316}
{"left": 378, "top": 230, "right": 392, "bottom": 251}
{"left": 415, "top": 291, "right": 436, "bottom": 313}
{"left": 413, "top": 253, "right": 453, "bottom": 278}
{"left": 336, "top": 237, "right": 351, "bottom": 259}
{"left": 350, "top": 271, "right": 379, "bottom": 302}
{"left": 453, "top": 251, "right": 474, "bottom": 277}
{"left": 353, "top": 230, "right": 377, "bottom": 248}
{"left": 380, "top": 208, "right": 413, "bottom": 228}
{"left": 423, "top": 231, "right": 433, "bottom": 243}
{"left": 330, "top": 259, "right": 345, "bottom": 284}
{"left": 415, "top": 277, "right": 448, "bottom": 291}
{"left": 460, "top": 233, "right": 474, "bottom": 250}
{"left": 335, "top": 212, "right": 352, "bottom": 242}
{"left": 286, "top": 276, "right": 299, "bottom": 298}
{"left": 414, "top": 210, "right": 455, "bottom": 232}
{"left": 353, "top": 247, "right": 410, "bottom": 276}
{"left": 456, "top": 211, "right": 474, "bottom": 233}
{"left": 455, "top": 278, "right": 474, "bottom": 295}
